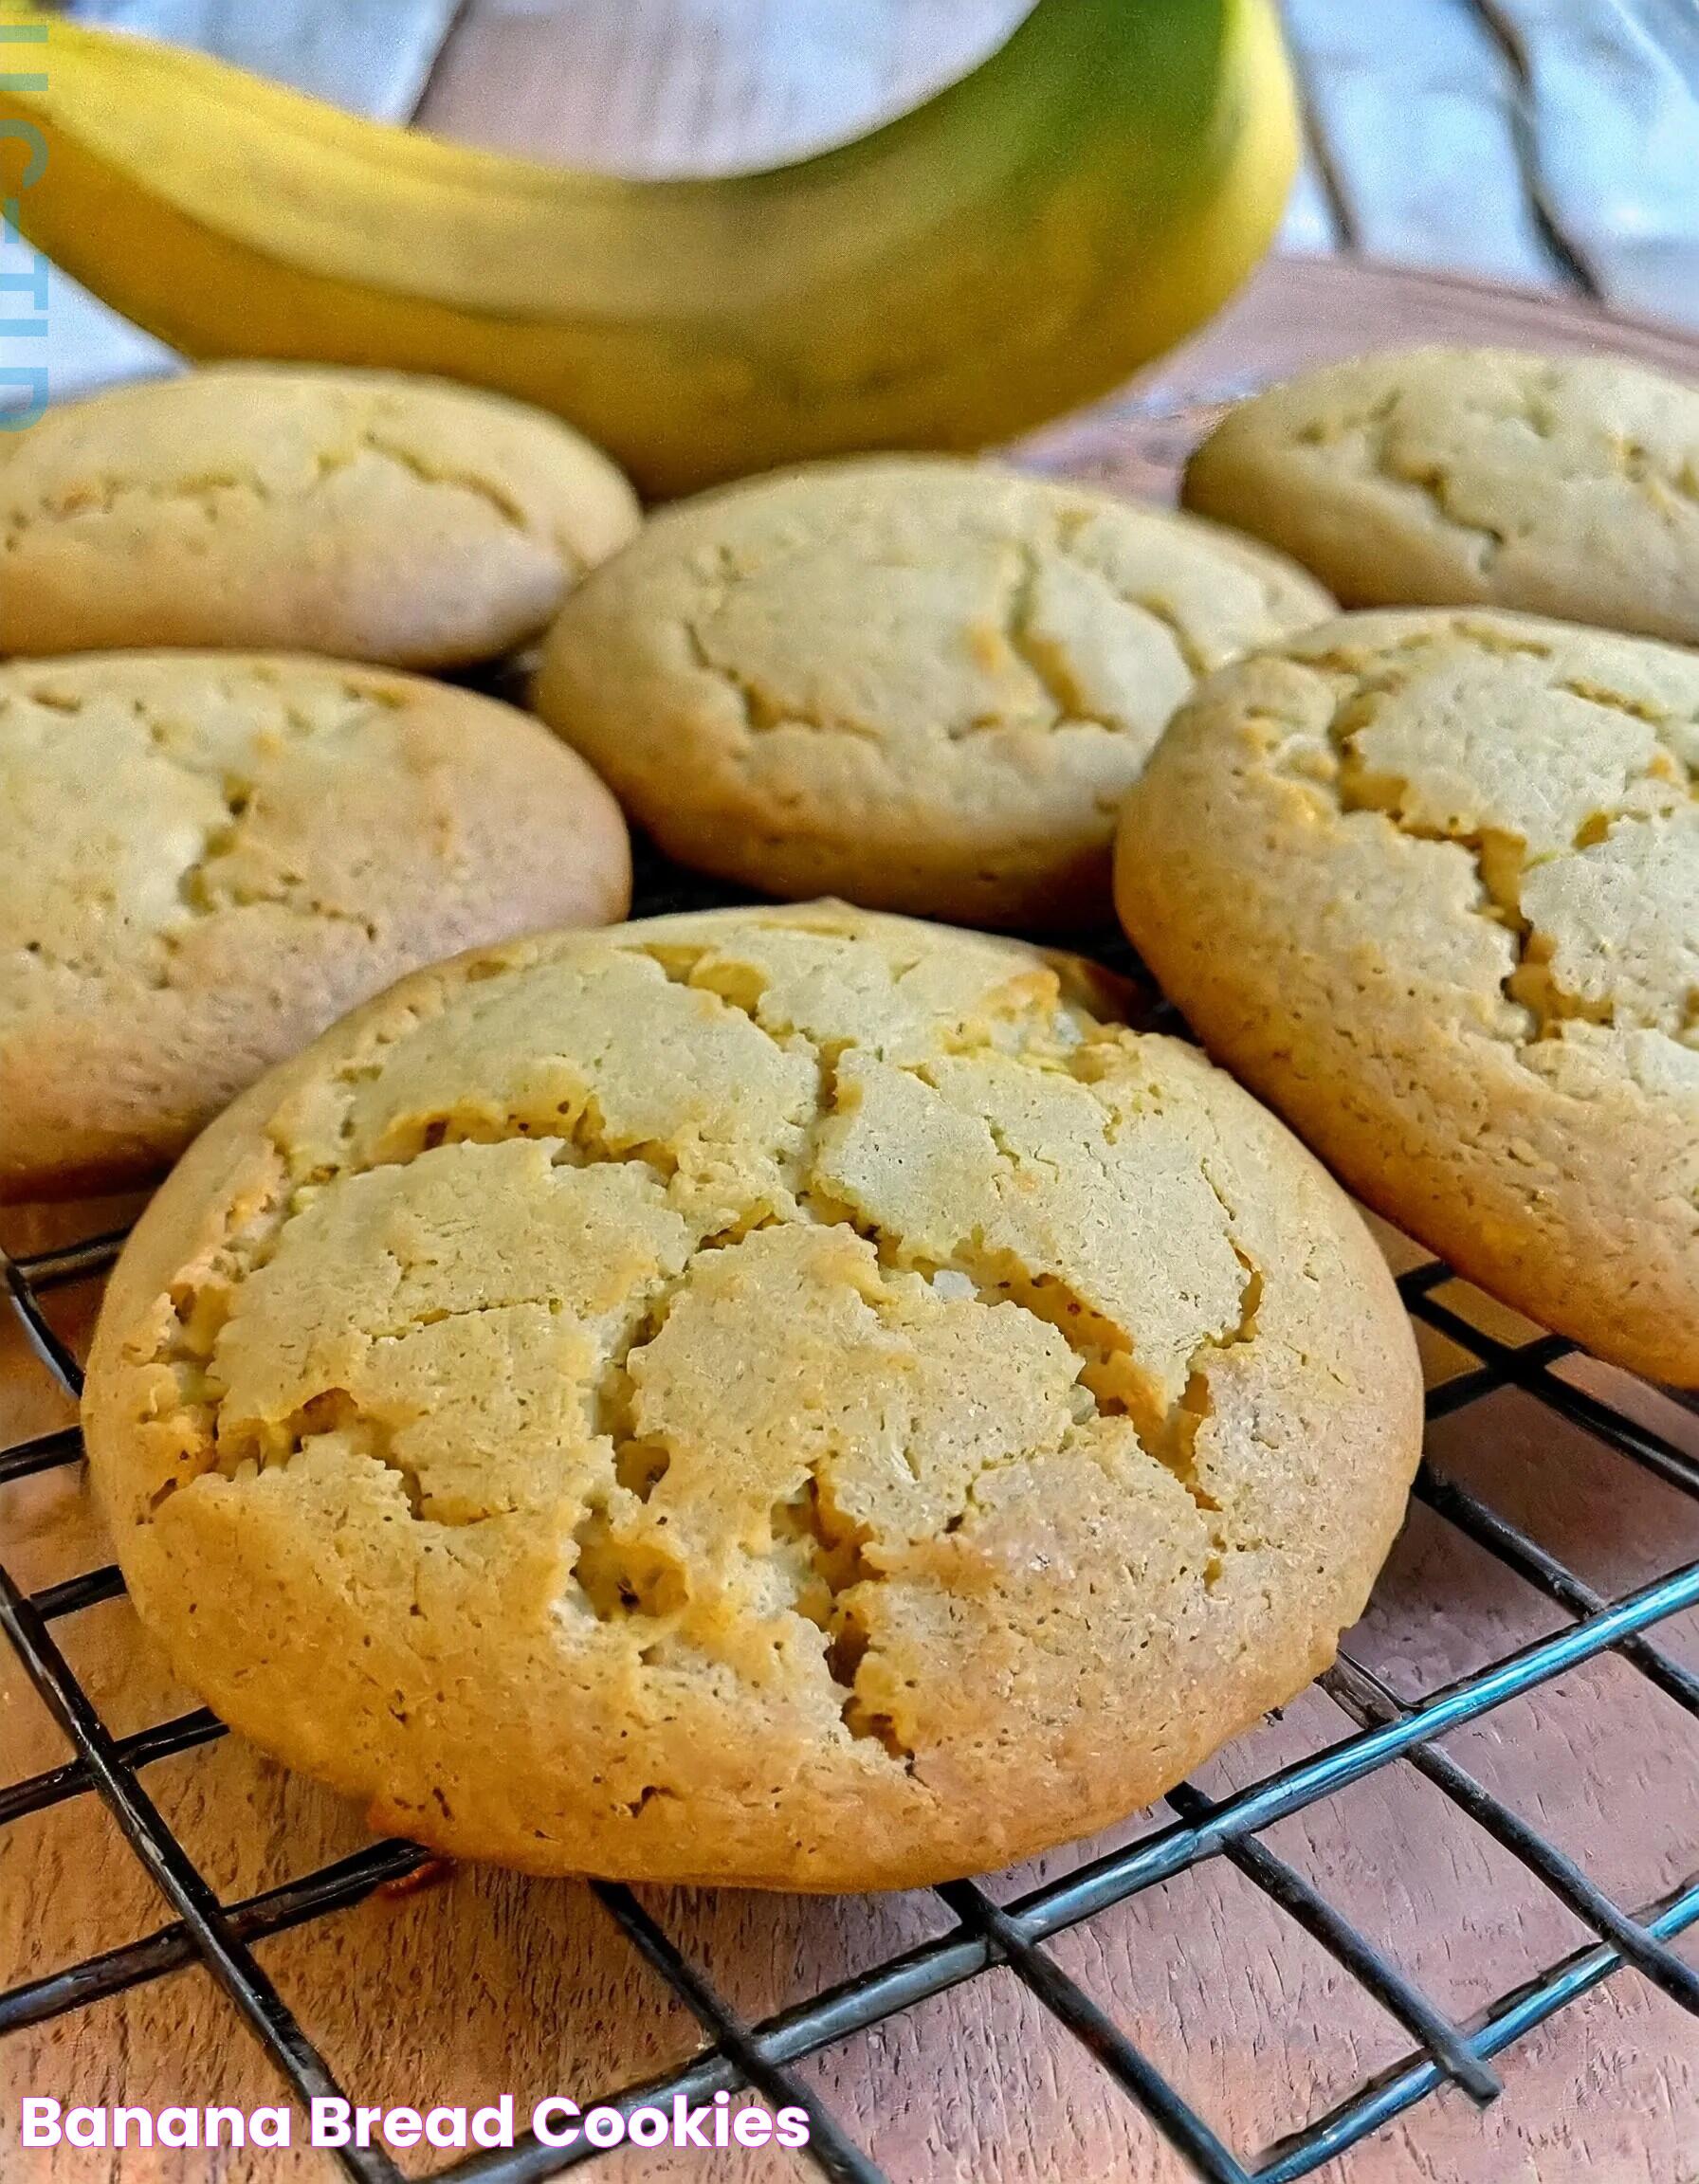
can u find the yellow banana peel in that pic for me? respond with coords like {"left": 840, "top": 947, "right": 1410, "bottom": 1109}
{"left": 0, "top": 0, "right": 1297, "bottom": 495}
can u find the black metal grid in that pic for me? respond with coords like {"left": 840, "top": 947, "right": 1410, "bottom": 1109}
{"left": 5, "top": 879, "right": 1699, "bottom": 2184}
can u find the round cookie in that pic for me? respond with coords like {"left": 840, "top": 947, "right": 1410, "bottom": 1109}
{"left": 0, "top": 366, "right": 641, "bottom": 667}
{"left": 83, "top": 903, "right": 1421, "bottom": 1891}
{"left": 2, "top": 652, "right": 630, "bottom": 1197}
{"left": 1116, "top": 609, "right": 1699, "bottom": 1383}
{"left": 531, "top": 458, "right": 1334, "bottom": 929}
{"left": 1182, "top": 346, "right": 1699, "bottom": 646}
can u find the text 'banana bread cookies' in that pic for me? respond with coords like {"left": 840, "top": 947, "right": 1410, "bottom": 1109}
{"left": 1, "top": 652, "right": 631, "bottom": 1198}
{"left": 531, "top": 458, "right": 1334, "bottom": 930}
{"left": 83, "top": 903, "right": 1422, "bottom": 1891}
{"left": 1116, "top": 609, "right": 1699, "bottom": 1384}
{"left": 1182, "top": 346, "right": 1699, "bottom": 647}
{"left": 0, "top": 366, "right": 641, "bottom": 668}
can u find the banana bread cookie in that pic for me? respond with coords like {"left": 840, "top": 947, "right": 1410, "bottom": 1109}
{"left": 2, "top": 652, "right": 630, "bottom": 1197}
{"left": 1117, "top": 609, "right": 1699, "bottom": 1382}
{"left": 1183, "top": 347, "right": 1699, "bottom": 645}
{"left": 0, "top": 366, "right": 641, "bottom": 666}
{"left": 531, "top": 459, "right": 1333, "bottom": 929}
{"left": 83, "top": 902, "right": 1421, "bottom": 1890}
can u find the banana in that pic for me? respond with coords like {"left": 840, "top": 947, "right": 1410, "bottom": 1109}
{"left": 0, "top": 0, "right": 1296, "bottom": 496}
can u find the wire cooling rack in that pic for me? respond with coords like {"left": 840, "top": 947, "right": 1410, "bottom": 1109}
{"left": 3, "top": 846, "right": 1699, "bottom": 2184}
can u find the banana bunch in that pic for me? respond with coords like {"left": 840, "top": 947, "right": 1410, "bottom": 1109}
{"left": 0, "top": 0, "right": 1297, "bottom": 495}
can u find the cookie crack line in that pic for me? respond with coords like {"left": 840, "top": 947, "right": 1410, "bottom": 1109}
{"left": 1288, "top": 370, "right": 1699, "bottom": 565}
{"left": 168, "top": 1387, "right": 442, "bottom": 1521}
{"left": 10, "top": 687, "right": 397, "bottom": 982}
{"left": 2, "top": 467, "right": 274, "bottom": 549}
{"left": 155, "top": 1257, "right": 692, "bottom": 1534}
{"left": 138, "top": 926, "right": 1268, "bottom": 1745}
{"left": 139, "top": 933, "right": 1063, "bottom": 1347}
{"left": 175, "top": 810, "right": 385, "bottom": 941}
{"left": 1373, "top": 444, "right": 1507, "bottom": 575}
{"left": 1299, "top": 635, "right": 1699, "bottom": 1050}
{"left": 0, "top": 415, "right": 553, "bottom": 559}
{"left": 1, "top": 674, "right": 395, "bottom": 755}
{"left": 162, "top": 935, "right": 1250, "bottom": 1407}
{"left": 772, "top": 1465, "right": 914, "bottom": 1767}
{"left": 1290, "top": 388, "right": 1510, "bottom": 573}
{"left": 1050, "top": 521, "right": 1221, "bottom": 683}
{"left": 803, "top": 1185, "right": 1258, "bottom": 1581}
{"left": 679, "top": 616, "right": 885, "bottom": 744}
{"left": 999, "top": 538, "right": 1117, "bottom": 738}
{"left": 797, "top": 1048, "right": 1262, "bottom": 1559}
{"left": 353, "top": 428, "right": 557, "bottom": 557}
{"left": 679, "top": 525, "right": 1172, "bottom": 753}
{"left": 1555, "top": 675, "right": 1699, "bottom": 732}
{"left": 1435, "top": 369, "right": 1699, "bottom": 512}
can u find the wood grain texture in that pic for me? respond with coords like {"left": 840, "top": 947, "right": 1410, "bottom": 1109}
{"left": 5, "top": 259, "right": 1699, "bottom": 2183}
{"left": 1281, "top": 0, "right": 1699, "bottom": 324}
{"left": 1484, "top": 0, "right": 1699, "bottom": 319}
{"left": 1277, "top": 0, "right": 1562, "bottom": 289}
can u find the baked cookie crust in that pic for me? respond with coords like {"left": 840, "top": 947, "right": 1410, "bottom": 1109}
{"left": 1184, "top": 347, "right": 1699, "bottom": 646}
{"left": 1, "top": 652, "right": 630, "bottom": 1196}
{"left": 0, "top": 366, "right": 641, "bottom": 667}
{"left": 1118, "top": 609, "right": 1699, "bottom": 1382}
{"left": 532, "top": 459, "right": 1333, "bottom": 929}
{"left": 83, "top": 903, "right": 1420, "bottom": 1890}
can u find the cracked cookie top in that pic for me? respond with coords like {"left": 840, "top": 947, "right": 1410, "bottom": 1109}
{"left": 0, "top": 365, "right": 640, "bottom": 667}
{"left": 1116, "top": 609, "right": 1699, "bottom": 1384}
{"left": 1183, "top": 346, "right": 1699, "bottom": 646}
{"left": 1, "top": 652, "right": 630, "bottom": 1196}
{"left": 83, "top": 901, "right": 1420, "bottom": 1890}
{"left": 531, "top": 458, "right": 1333, "bottom": 930}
